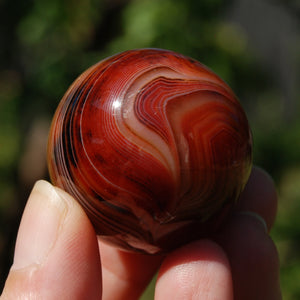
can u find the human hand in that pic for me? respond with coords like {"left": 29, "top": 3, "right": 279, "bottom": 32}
{"left": 1, "top": 167, "right": 281, "bottom": 299}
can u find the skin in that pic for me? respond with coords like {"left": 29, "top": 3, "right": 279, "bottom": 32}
{"left": 1, "top": 167, "right": 281, "bottom": 299}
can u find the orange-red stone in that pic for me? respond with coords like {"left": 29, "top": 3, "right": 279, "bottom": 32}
{"left": 48, "top": 49, "right": 252, "bottom": 254}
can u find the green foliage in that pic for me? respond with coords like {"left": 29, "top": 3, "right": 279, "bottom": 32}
{"left": 273, "top": 167, "right": 300, "bottom": 299}
{"left": 0, "top": 0, "right": 299, "bottom": 297}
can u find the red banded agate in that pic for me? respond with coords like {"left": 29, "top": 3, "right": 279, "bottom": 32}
{"left": 47, "top": 49, "right": 252, "bottom": 254}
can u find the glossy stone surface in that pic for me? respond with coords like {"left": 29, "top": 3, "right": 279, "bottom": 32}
{"left": 48, "top": 49, "right": 252, "bottom": 254}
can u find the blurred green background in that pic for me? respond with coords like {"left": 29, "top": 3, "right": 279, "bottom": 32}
{"left": 0, "top": 0, "right": 299, "bottom": 298}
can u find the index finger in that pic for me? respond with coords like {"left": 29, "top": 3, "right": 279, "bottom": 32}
{"left": 98, "top": 241, "right": 164, "bottom": 300}
{"left": 235, "top": 166, "right": 278, "bottom": 231}
{"left": 214, "top": 166, "right": 281, "bottom": 300}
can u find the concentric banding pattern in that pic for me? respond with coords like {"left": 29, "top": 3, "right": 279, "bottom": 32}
{"left": 48, "top": 49, "right": 252, "bottom": 253}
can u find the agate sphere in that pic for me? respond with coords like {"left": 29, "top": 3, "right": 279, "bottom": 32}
{"left": 47, "top": 48, "right": 252, "bottom": 254}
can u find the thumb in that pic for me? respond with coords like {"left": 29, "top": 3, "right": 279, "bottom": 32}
{"left": 1, "top": 180, "right": 102, "bottom": 299}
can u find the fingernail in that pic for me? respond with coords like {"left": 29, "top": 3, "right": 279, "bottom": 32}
{"left": 237, "top": 211, "right": 268, "bottom": 233}
{"left": 12, "top": 180, "right": 68, "bottom": 270}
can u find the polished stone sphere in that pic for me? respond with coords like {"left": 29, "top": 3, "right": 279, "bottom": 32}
{"left": 48, "top": 49, "right": 252, "bottom": 254}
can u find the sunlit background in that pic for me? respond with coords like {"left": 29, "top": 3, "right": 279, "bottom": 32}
{"left": 0, "top": 0, "right": 299, "bottom": 298}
